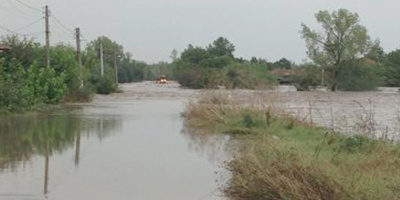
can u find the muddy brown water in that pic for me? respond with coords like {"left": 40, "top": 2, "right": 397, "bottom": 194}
{"left": 0, "top": 82, "right": 399, "bottom": 200}
{"left": 0, "top": 82, "right": 229, "bottom": 200}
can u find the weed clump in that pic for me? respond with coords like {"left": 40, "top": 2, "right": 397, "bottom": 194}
{"left": 337, "top": 135, "right": 377, "bottom": 153}
{"left": 243, "top": 114, "right": 255, "bottom": 128}
{"left": 227, "top": 143, "right": 350, "bottom": 200}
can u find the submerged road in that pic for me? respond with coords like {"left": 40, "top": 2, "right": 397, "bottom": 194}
{"left": 0, "top": 82, "right": 229, "bottom": 200}
{"left": 1, "top": 81, "right": 399, "bottom": 199}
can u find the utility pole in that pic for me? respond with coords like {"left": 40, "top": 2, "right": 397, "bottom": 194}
{"left": 75, "top": 28, "right": 83, "bottom": 87}
{"left": 45, "top": 5, "right": 50, "bottom": 69}
{"left": 44, "top": 142, "right": 50, "bottom": 194}
{"left": 100, "top": 38, "right": 104, "bottom": 76}
{"left": 114, "top": 53, "right": 119, "bottom": 84}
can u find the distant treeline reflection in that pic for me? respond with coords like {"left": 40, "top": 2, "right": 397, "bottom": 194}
{"left": 0, "top": 113, "right": 121, "bottom": 170}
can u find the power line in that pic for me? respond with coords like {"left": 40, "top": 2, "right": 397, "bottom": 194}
{"left": 7, "top": 0, "right": 35, "bottom": 17}
{"left": 13, "top": 0, "right": 42, "bottom": 13}
{"left": 2, "top": 0, "right": 32, "bottom": 21}
{"left": 51, "top": 14, "right": 74, "bottom": 34}
{"left": 0, "top": 24, "right": 20, "bottom": 34}
{"left": 51, "top": 19, "right": 75, "bottom": 40}
{"left": 0, "top": 24, "right": 44, "bottom": 37}
{"left": 51, "top": 25, "right": 74, "bottom": 42}
{"left": 15, "top": 17, "right": 44, "bottom": 31}
{"left": 21, "top": 31, "right": 45, "bottom": 37}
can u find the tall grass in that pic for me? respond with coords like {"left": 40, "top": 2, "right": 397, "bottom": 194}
{"left": 185, "top": 92, "right": 400, "bottom": 200}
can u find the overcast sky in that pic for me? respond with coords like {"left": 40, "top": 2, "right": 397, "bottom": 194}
{"left": 1, "top": 0, "right": 400, "bottom": 63}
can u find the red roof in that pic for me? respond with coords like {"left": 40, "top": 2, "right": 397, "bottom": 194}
{"left": 270, "top": 69, "right": 293, "bottom": 76}
{"left": 0, "top": 44, "right": 11, "bottom": 51}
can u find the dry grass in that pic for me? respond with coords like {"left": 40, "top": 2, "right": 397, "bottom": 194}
{"left": 226, "top": 136, "right": 350, "bottom": 200}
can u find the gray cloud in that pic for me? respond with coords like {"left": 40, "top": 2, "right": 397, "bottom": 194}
{"left": 1, "top": 0, "right": 399, "bottom": 63}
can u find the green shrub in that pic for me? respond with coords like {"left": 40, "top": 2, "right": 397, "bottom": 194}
{"left": 292, "top": 64, "right": 321, "bottom": 91}
{"left": 175, "top": 67, "right": 207, "bottom": 89}
{"left": 337, "top": 135, "right": 377, "bottom": 153}
{"left": 243, "top": 114, "right": 255, "bottom": 128}
{"left": 337, "top": 60, "right": 382, "bottom": 91}
{"left": 90, "top": 75, "right": 117, "bottom": 94}
{"left": 0, "top": 74, "right": 35, "bottom": 112}
{"left": 175, "top": 62, "right": 278, "bottom": 89}
{"left": 27, "top": 64, "right": 67, "bottom": 104}
{"left": 223, "top": 63, "right": 278, "bottom": 89}
{"left": 0, "top": 60, "right": 69, "bottom": 112}
{"left": 382, "top": 49, "right": 400, "bottom": 87}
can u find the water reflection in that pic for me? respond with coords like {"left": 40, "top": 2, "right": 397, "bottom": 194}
{"left": 181, "top": 123, "right": 232, "bottom": 163}
{"left": 0, "top": 112, "right": 121, "bottom": 195}
{"left": 181, "top": 125, "right": 232, "bottom": 200}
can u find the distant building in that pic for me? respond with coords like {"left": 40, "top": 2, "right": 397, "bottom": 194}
{"left": 0, "top": 44, "right": 11, "bottom": 52}
{"left": 270, "top": 68, "right": 294, "bottom": 85}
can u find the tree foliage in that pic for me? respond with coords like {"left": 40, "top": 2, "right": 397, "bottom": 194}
{"left": 301, "top": 9, "right": 377, "bottom": 91}
{"left": 174, "top": 37, "right": 277, "bottom": 89}
{"left": 207, "top": 37, "right": 235, "bottom": 58}
{"left": 0, "top": 35, "right": 132, "bottom": 112}
{"left": 383, "top": 49, "right": 400, "bottom": 86}
{"left": 336, "top": 59, "right": 382, "bottom": 91}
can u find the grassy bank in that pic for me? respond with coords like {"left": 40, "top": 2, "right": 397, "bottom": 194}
{"left": 185, "top": 93, "right": 400, "bottom": 200}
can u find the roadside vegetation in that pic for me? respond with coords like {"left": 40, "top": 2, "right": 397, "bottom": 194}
{"left": 0, "top": 35, "right": 168, "bottom": 113}
{"left": 185, "top": 93, "right": 400, "bottom": 200}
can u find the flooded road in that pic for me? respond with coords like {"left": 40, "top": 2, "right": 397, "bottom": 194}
{"left": 1, "top": 81, "right": 399, "bottom": 199}
{"left": 0, "top": 82, "right": 228, "bottom": 200}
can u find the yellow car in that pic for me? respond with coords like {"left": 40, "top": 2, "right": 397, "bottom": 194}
{"left": 156, "top": 76, "right": 168, "bottom": 84}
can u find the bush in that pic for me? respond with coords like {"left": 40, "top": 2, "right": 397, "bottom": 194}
{"left": 27, "top": 64, "right": 67, "bottom": 104}
{"left": 292, "top": 64, "right": 321, "bottom": 91}
{"left": 337, "top": 60, "right": 382, "bottom": 91}
{"left": 0, "top": 62, "right": 67, "bottom": 112}
{"left": 175, "top": 67, "right": 207, "bottom": 89}
{"left": 90, "top": 75, "right": 117, "bottom": 94}
{"left": 223, "top": 63, "right": 278, "bottom": 89}
{"left": 243, "top": 114, "right": 255, "bottom": 128}
{"left": 382, "top": 49, "right": 400, "bottom": 87}
{"left": 64, "top": 85, "right": 95, "bottom": 102}
{"left": 0, "top": 71, "right": 35, "bottom": 112}
{"left": 175, "top": 62, "right": 278, "bottom": 89}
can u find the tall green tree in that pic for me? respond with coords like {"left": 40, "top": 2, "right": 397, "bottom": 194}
{"left": 1, "top": 35, "right": 44, "bottom": 71}
{"left": 383, "top": 49, "right": 400, "bottom": 86}
{"left": 180, "top": 45, "right": 211, "bottom": 66}
{"left": 300, "top": 9, "right": 377, "bottom": 91}
{"left": 86, "top": 36, "right": 124, "bottom": 70}
{"left": 207, "top": 37, "right": 235, "bottom": 57}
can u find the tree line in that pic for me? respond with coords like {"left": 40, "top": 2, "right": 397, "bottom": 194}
{"left": 172, "top": 8, "right": 400, "bottom": 91}
{"left": 2, "top": 8, "right": 400, "bottom": 113}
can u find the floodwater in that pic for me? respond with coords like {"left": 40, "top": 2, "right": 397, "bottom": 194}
{"left": 228, "top": 86, "right": 400, "bottom": 140}
{"left": 0, "top": 82, "right": 229, "bottom": 200}
{"left": 1, "top": 82, "right": 399, "bottom": 200}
